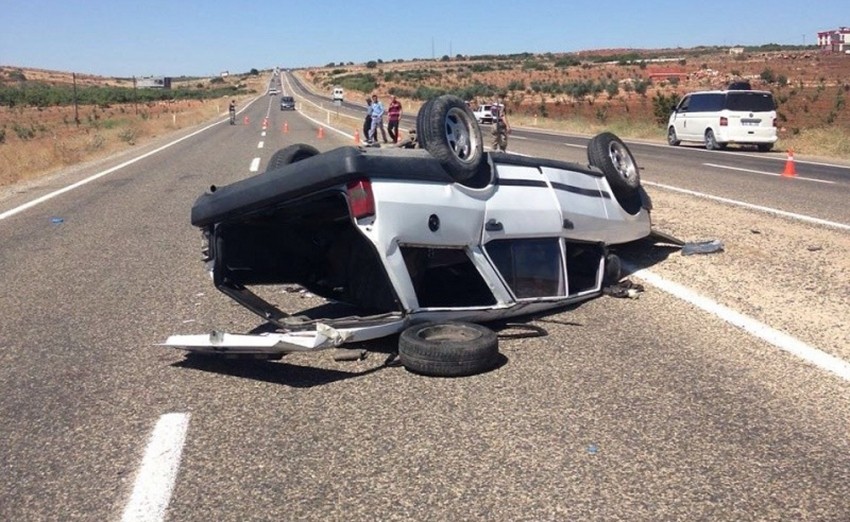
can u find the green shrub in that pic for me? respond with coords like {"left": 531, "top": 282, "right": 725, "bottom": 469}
{"left": 652, "top": 92, "right": 680, "bottom": 125}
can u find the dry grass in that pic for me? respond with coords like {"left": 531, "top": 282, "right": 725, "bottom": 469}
{"left": 0, "top": 73, "right": 267, "bottom": 188}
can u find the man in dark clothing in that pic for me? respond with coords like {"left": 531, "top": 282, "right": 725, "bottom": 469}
{"left": 363, "top": 97, "right": 372, "bottom": 141}
{"left": 386, "top": 95, "right": 403, "bottom": 143}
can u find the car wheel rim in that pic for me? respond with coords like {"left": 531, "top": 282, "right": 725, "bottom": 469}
{"left": 418, "top": 323, "right": 481, "bottom": 343}
{"left": 444, "top": 107, "right": 476, "bottom": 163}
{"left": 668, "top": 128, "right": 676, "bottom": 144}
{"left": 607, "top": 141, "right": 637, "bottom": 182}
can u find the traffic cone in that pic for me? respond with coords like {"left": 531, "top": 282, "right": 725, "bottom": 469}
{"left": 243, "top": 116, "right": 249, "bottom": 125}
{"left": 283, "top": 121, "right": 288, "bottom": 133}
{"left": 354, "top": 130, "right": 360, "bottom": 144}
{"left": 782, "top": 149, "right": 797, "bottom": 177}
{"left": 262, "top": 117, "right": 268, "bottom": 130}
{"left": 317, "top": 127, "right": 324, "bottom": 139}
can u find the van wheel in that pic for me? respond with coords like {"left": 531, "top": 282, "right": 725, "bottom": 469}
{"left": 587, "top": 132, "right": 642, "bottom": 215}
{"left": 266, "top": 143, "right": 319, "bottom": 172}
{"left": 704, "top": 130, "right": 726, "bottom": 151}
{"left": 667, "top": 127, "right": 680, "bottom": 146}
{"left": 398, "top": 322, "right": 500, "bottom": 377}
{"left": 418, "top": 95, "right": 484, "bottom": 183}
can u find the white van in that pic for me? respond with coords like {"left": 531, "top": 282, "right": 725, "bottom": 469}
{"left": 667, "top": 89, "right": 777, "bottom": 151}
{"left": 332, "top": 86, "right": 344, "bottom": 102}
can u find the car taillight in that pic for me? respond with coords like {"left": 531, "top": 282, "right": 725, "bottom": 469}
{"left": 346, "top": 178, "right": 375, "bottom": 219}
{"left": 720, "top": 116, "right": 728, "bottom": 126}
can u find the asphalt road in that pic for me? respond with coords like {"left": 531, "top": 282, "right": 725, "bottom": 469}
{"left": 1, "top": 74, "right": 849, "bottom": 521}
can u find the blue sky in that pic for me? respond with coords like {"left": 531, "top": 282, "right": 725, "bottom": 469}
{"left": 1, "top": 0, "right": 846, "bottom": 77}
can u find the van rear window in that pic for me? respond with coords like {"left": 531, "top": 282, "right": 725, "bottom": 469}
{"left": 726, "top": 92, "right": 775, "bottom": 112}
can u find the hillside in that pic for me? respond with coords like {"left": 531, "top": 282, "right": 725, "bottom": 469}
{"left": 305, "top": 46, "right": 850, "bottom": 151}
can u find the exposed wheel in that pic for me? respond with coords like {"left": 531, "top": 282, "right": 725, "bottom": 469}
{"left": 266, "top": 143, "right": 319, "bottom": 172}
{"left": 667, "top": 127, "right": 680, "bottom": 146}
{"left": 398, "top": 321, "right": 499, "bottom": 377}
{"left": 586, "top": 132, "right": 642, "bottom": 215}
{"left": 418, "top": 95, "right": 484, "bottom": 183}
{"left": 757, "top": 143, "right": 773, "bottom": 152}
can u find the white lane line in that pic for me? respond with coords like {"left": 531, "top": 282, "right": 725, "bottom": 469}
{"left": 249, "top": 158, "right": 261, "bottom": 172}
{"left": 565, "top": 143, "right": 585, "bottom": 149}
{"left": 121, "top": 413, "right": 190, "bottom": 522}
{"left": 703, "top": 162, "right": 835, "bottom": 184}
{"left": 644, "top": 180, "right": 850, "bottom": 231}
{"left": 261, "top": 131, "right": 266, "bottom": 137}
{"left": 258, "top": 141, "right": 264, "bottom": 149}
{"left": 629, "top": 267, "right": 850, "bottom": 382}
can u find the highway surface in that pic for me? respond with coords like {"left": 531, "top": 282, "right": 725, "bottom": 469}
{"left": 1, "top": 72, "right": 849, "bottom": 521}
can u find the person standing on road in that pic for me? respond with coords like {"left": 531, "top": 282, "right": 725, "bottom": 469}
{"left": 363, "top": 97, "right": 372, "bottom": 142}
{"left": 368, "top": 94, "right": 388, "bottom": 144}
{"left": 492, "top": 100, "right": 510, "bottom": 151}
{"left": 387, "top": 95, "right": 403, "bottom": 143}
{"left": 228, "top": 100, "right": 237, "bottom": 125}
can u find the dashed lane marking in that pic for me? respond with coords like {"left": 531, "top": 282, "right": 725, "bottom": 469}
{"left": 121, "top": 413, "right": 190, "bottom": 522}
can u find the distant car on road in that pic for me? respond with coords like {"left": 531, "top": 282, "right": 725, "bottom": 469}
{"left": 268, "top": 88, "right": 280, "bottom": 96}
{"left": 472, "top": 103, "right": 503, "bottom": 124}
{"left": 279, "top": 96, "right": 295, "bottom": 110}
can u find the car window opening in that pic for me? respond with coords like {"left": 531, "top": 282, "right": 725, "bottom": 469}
{"left": 401, "top": 246, "right": 497, "bottom": 308}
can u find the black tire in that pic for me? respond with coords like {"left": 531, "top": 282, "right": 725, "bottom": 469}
{"left": 419, "top": 95, "right": 484, "bottom": 183}
{"left": 415, "top": 98, "right": 436, "bottom": 150}
{"left": 667, "top": 126, "right": 680, "bottom": 146}
{"left": 398, "top": 322, "right": 499, "bottom": 377}
{"left": 266, "top": 143, "right": 319, "bottom": 172}
{"left": 586, "top": 132, "right": 642, "bottom": 214}
{"left": 603, "top": 253, "right": 622, "bottom": 286}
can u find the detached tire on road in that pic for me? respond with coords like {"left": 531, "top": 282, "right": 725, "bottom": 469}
{"left": 418, "top": 95, "right": 484, "bottom": 183}
{"left": 266, "top": 143, "right": 319, "bottom": 172}
{"left": 587, "top": 132, "right": 642, "bottom": 215}
{"left": 398, "top": 322, "right": 499, "bottom": 377}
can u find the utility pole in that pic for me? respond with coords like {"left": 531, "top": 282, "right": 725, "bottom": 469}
{"left": 72, "top": 73, "right": 80, "bottom": 126}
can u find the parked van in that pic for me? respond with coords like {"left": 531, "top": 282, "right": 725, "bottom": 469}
{"left": 667, "top": 89, "right": 777, "bottom": 151}
{"left": 332, "top": 87, "right": 344, "bottom": 102}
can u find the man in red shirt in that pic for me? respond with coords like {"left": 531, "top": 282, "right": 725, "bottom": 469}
{"left": 386, "top": 95, "right": 403, "bottom": 143}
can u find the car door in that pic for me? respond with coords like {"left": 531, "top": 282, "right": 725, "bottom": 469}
{"left": 481, "top": 162, "right": 566, "bottom": 300}
{"left": 671, "top": 95, "right": 692, "bottom": 140}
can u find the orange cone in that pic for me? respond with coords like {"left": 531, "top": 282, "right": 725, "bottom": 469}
{"left": 782, "top": 149, "right": 797, "bottom": 177}
{"left": 283, "top": 121, "right": 288, "bottom": 133}
{"left": 317, "top": 127, "right": 324, "bottom": 139}
{"left": 243, "top": 116, "right": 249, "bottom": 125}
{"left": 262, "top": 117, "right": 268, "bottom": 130}
{"left": 354, "top": 130, "right": 360, "bottom": 144}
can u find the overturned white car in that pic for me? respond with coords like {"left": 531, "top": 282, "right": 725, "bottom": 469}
{"left": 165, "top": 95, "right": 654, "bottom": 376}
